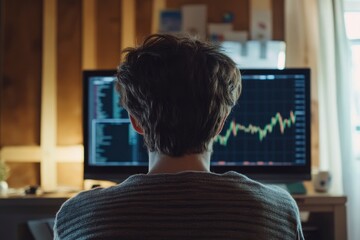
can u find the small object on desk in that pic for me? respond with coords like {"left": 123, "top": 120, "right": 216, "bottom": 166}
{"left": 91, "top": 184, "right": 101, "bottom": 189}
{"left": 314, "top": 171, "right": 331, "bottom": 192}
{"left": 0, "top": 181, "right": 9, "bottom": 194}
{"left": 25, "top": 185, "right": 40, "bottom": 195}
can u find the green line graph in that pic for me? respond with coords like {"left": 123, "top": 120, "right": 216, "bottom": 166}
{"left": 215, "top": 111, "right": 296, "bottom": 146}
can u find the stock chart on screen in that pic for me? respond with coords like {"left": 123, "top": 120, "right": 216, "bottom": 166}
{"left": 212, "top": 70, "right": 308, "bottom": 167}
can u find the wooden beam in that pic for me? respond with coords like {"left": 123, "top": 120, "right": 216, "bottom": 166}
{"left": 41, "top": 0, "right": 57, "bottom": 191}
{"left": 0, "top": 146, "right": 41, "bottom": 162}
{"left": 0, "top": 145, "right": 83, "bottom": 163}
{"left": 151, "top": 0, "right": 165, "bottom": 34}
{"left": 121, "top": 0, "right": 136, "bottom": 51}
{"left": 56, "top": 145, "right": 83, "bottom": 162}
{"left": 82, "top": 0, "right": 96, "bottom": 69}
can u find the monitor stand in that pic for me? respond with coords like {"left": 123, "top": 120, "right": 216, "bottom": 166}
{"left": 268, "top": 182, "right": 307, "bottom": 195}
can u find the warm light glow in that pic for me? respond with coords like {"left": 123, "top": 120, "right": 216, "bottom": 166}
{"left": 56, "top": 145, "right": 84, "bottom": 162}
{"left": 0, "top": 145, "right": 84, "bottom": 163}
{"left": 345, "top": 12, "right": 360, "bottom": 39}
{"left": 277, "top": 51, "right": 286, "bottom": 69}
{"left": 345, "top": 9, "right": 360, "bottom": 158}
{"left": 350, "top": 45, "right": 360, "bottom": 158}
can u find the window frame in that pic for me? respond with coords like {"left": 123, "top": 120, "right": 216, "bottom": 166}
{"left": 344, "top": 1, "right": 360, "bottom": 159}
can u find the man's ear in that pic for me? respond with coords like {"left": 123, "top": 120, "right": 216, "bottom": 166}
{"left": 129, "top": 115, "right": 144, "bottom": 135}
{"left": 216, "top": 114, "right": 229, "bottom": 135}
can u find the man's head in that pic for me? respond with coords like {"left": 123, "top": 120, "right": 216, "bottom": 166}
{"left": 116, "top": 34, "right": 241, "bottom": 157}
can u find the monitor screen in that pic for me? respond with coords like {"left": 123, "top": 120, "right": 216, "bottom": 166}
{"left": 83, "top": 69, "right": 311, "bottom": 183}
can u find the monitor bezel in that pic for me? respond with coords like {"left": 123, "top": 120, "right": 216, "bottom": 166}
{"left": 83, "top": 68, "right": 311, "bottom": 183}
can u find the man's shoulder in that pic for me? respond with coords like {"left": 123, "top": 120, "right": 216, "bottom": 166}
{"left": 56, "top": 188, "right": 103, "bottom": 217}
{"left": 219, "top": 171, "right": 298, "bottom": 208}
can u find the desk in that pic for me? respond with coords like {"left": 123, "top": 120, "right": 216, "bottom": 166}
{"left": 0, "top": 192, "right": 347, "bottom": 240}
{"left": 0, "top": 193, "right": 73, "bottom": 240}
{"left": 293, "top": 194, "right": 347, "bottom": 240}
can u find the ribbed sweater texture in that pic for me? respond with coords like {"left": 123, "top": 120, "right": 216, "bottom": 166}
{"left": 54, "top": 171, "right": 304, "bottom": 240}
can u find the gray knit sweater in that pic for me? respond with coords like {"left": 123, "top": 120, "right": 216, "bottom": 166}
{"left": 54, "top": 171, "right": 304, "bottom": 240}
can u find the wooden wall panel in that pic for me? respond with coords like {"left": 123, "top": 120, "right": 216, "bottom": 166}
{"left": 311, "top": 101, "right": 319, "bottom": 168}
{"left": 135, "top": 0, "right": 153, "bottom": 44}
{"left": 0, "top": 0, "right": 42, "bottom": 146}
{"left": 0, "top": 0, "right": 4, "bottom": 147}
{"left": 57, "top": 162, "right": 83, "bottom": 189}
{"left": 6, "top": 162, "right": 40, "bottom": 188}
{"left": 96, "top": 0, "right": 122, "bottom": 69}
{"left": 57, "top": 0, "right": 83, "bottom": 145}
{"left": 272, "top": 0, "right": 285, "bottom": 40}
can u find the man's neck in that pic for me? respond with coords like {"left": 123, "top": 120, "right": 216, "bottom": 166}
{"left": 148, "top": 151, "right": 211, "bottom": 174}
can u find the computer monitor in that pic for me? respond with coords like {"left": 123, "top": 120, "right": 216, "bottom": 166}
{"left": 83, "top": 68, "right": 311, "bottom": 183}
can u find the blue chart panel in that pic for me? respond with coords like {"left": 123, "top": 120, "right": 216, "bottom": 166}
{"left": 212, "top": 73, "right": 308, "bottom": 167}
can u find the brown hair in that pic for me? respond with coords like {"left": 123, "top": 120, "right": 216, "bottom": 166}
{"left": 116, "top": 34, "right": 241, "bottom": 156}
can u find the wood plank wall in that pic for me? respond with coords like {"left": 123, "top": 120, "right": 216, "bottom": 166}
{"left": 135, "top": 0, "right": 154, "bottom": 44}
{"left": 57, "top": 0, "right": 82, "bottom": 145}
{"left": 0, "top": 0, "right": 288, "bottom": 188}
{"left": 1, "top": 0, "right": 43, "bottom": 146}
{"left": 96, "top": 0, "right": 122, "bottom": 69}
{"left": 272, "top": 0, "right": 285, "bottom": 40}
{"left": 0, "top": 0, "right": 43, "bottom": 187}
{"left": 0, "top": 0, "right": 3, "bottom": 147}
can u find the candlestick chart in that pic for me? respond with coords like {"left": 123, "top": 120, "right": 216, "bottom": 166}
{"left": 211, "top": 72, "right": 308, "bottom": 167}
{"left": 215, "top": 111, "right": 296, "bottom": 146}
